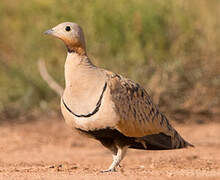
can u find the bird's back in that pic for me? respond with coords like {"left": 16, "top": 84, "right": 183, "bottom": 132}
{"left": 105, "top": 71, "right": 193, "bottom": 149}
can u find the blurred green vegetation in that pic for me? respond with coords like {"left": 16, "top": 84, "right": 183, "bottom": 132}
{"left": 0, "top": 0, "right": 219, "bottom": 121}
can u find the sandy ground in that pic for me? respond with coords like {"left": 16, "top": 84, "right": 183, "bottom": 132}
{"left": 0, "top": 117, "right": 219, "bottom": 180}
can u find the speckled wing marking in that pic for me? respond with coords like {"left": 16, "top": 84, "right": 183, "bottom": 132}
{"left": 106, "top": 72, "right": 192, "bottom": 148}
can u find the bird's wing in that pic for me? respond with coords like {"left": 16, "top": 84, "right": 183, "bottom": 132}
{"left": 106, "top": 72, "right": 175, "bottom": 139}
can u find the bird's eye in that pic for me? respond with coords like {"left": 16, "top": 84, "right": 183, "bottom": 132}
{"left": 65, "top": 26, "right": 71, "bottom": 32}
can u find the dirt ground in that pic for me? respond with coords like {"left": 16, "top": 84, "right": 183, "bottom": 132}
{"left": 0, "top": 116, "right": 219, "bottom": 180}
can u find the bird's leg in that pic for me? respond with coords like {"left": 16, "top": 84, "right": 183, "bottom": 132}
{"left": 101, "top": 146, "right": 128, "bottom": 173}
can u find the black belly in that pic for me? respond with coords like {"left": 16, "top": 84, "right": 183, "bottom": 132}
{"left": 76, "top": 127, "right": 173, "bottom": 150}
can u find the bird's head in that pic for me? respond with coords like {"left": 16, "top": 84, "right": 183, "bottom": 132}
{"left": 44, "top": 22, "right": 86, "bottom": 55}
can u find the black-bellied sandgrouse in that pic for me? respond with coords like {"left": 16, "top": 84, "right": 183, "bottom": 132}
{"left": 44, "top": 22, "right": 193, "bottom": 172}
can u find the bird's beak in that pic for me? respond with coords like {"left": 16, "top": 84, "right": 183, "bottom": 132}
{"left": 44, "top": 29, "right": 54, "bottom": 35}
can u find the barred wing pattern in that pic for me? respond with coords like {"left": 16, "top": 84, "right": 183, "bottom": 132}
{"left": 107, "top": 73, "right": 192, "bottom": 149}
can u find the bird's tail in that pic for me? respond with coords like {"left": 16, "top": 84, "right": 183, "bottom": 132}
{"left": 130, "top": 129, "right": 194, "bottom": 150}
{"left": 171, "top": 129, "right": 194, "bottom": 149}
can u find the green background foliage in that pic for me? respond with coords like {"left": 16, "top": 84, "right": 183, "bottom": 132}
{"left": 0, "top": 0, "right": 219, "bottom": 121}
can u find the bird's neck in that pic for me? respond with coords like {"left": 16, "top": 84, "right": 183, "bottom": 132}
{"left": 66, "top": 45, "right": 87, "bottom": 56}
{"left": 63, "top": 52, "right": 106, "bottom": 114}
{"left": 65, "top": 51, "right": 94, "bottom": 67}
{"left": 64, "top": 52, "right": 100, "bottom": 88}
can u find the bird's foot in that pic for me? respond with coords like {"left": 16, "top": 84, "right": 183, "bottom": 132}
{"left": 100, "top": 168, "right": 116, "bottom": 173}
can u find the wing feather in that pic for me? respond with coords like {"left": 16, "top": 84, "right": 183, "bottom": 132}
{"left": 106, "top": 72, "right": 175, "bottom": 138}
{"left": 104, "top": 71, "right": 193, "bottom": 149}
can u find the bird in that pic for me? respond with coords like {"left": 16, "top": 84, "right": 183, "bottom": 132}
{"left": 44, "top": 22, "right": 194, "bottom": 172}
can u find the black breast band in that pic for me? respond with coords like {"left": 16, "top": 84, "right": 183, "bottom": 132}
{"left": 62, "top": 82, "right": 107, "bottom": 118}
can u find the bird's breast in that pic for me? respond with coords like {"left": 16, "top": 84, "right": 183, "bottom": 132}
{"left": 60, "top": 86, "right": 120, "bottom": 131}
